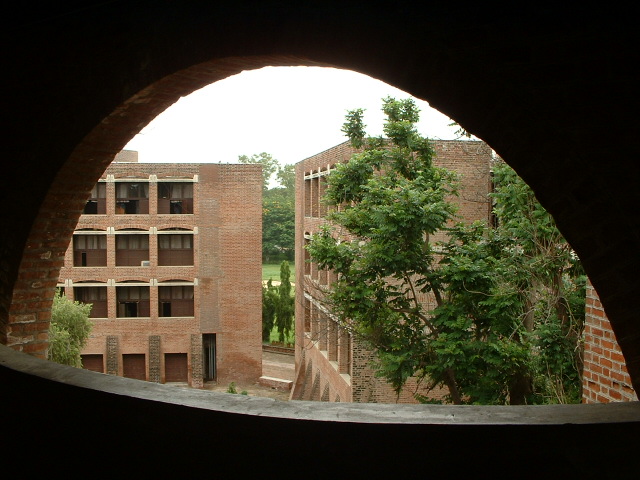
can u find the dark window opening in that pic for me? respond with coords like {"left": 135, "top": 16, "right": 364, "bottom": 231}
{"left": 84, "top": 200, "right": 98, "bottom": 214}
{"left": 119, "top": 302, "right": 138, "bottom": 317}
{"left": 73, "top": 234, "right": 107, "bottom": 267}
{"left": 158, "top": 285, "right": 194, "bottom": 317}
{"left": 84, "top": 183, "right": 106, "bottom": 214}
{"left": 74, "top": 286, "right": 107, "bottom": 318}
{"left": 170, "top": 200, "right": 183, "bottom": 214}
{"left": 158, "top": 234, "right": 194, "bottom": 266}
{"left": 158, "top": 182, "right": 193, "bottom": 214}
{"left": 116, "top": 182, "right": 149, "bottom": 214}
{"left": 116, "top": 286, "right": 150, "bottom": 318}
{"left": 203, "top": 334, "right": 216, "bottom": 381}
{"left": 116, "top": 234, "right": 150, "bottom": 266}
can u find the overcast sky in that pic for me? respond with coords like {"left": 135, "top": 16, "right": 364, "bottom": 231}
{"left": 124, "top": 66, "right": 464, "bottom": 165}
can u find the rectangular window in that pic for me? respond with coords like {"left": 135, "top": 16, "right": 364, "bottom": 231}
{"left": 304, "top": 177, "right": 312, "bottom": 217}
{"left": 116, "top": 286, "right": 150, "bottom": 318}
{"left": 83, "top": 183, "right": 106, "bottom": 214}
{"left": 116, "top": 234, "right": 150, "bottom": 266}
{"left": 74, "top": 286, "right": 108, "bottom": 318}
{"left": 158, "top": 182, "right": 194, "bottom": 214}
{"left": 115, "top": 182, "right": 149, "bottom": 214}
{"left": 158, "top": 285, "right": 194, "bottom": 317}
{"left": 73, "top": 234, "right": 107, "bottom": 267}
{"left": 158, "top": 234, "right": 194, "bottom": 266}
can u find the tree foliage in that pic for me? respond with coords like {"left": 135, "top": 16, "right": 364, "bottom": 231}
{"left": 47, "top": 289, "right": 93, "bottom": 367}
{"left": 263, "top": 188, "right": 295, "bottom": 263}
{"left": 238, "top": 152, "right": 280, "bottom": 191}
{"left": 275, "top": 260, "right": 295, "bottom": 343}
{"left": 240, "top": 152, "right": 295, "bottom": 262}
{"left": 262, "top": 261, "right": 295, "bottom": 345}
{"left": 307, "top": 97, "right": 585, "bottom": 405}
{"left": 262, "top": 279, "right": 278, "bottom": 342}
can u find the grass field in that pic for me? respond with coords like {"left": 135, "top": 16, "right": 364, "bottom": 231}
{"left": 262, "top": 262, "right": 295, "bottom": 282}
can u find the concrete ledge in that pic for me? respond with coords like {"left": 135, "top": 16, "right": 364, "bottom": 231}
{"left": 2, "top": 344, "right": 640, "bottom": 425}
{"left": 259, "top": 375, "right": 293, "bottom": 391}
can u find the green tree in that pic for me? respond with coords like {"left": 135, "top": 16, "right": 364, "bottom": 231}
{"left": 274, "top": 260, "right": 295, "bottom": 344}
{"left": 241, "top": 152, "right": 295, "bottom": 262}
{"left": 262, "top": 262, "right": 295, "bottom": 345}
{"left": 307, "top": 97, "right": 585, "bottom": 405}
{"left": 47, "top": 289, "right": 93, "bottom": 367}
{"left": 276, "top": 163, "right": 295, "bottom": 192}
{"left": 262, "top": 278, "right": 278, "bottom": 342}
{"left": 238, "top": 152, "right": 280, "bottom": 191}
{"left": 262, "top": 192, "right": 294, "bottom": 263}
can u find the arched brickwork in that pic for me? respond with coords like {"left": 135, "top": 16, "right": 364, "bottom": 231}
{"left": 2, "top": 5, "right": 640, "bottom": 475}
{"left": 5, "top": 5, "right": 638, "bottom": 390}
{"left": 5, "top": 55, "right": 309, "bottom": 355}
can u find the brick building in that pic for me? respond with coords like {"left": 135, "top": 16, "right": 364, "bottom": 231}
{"left": 292, "top": 140, "right": 494, "bottom": 403}
{"left": 57, "top": 150, "right": 263, "bottom": 388}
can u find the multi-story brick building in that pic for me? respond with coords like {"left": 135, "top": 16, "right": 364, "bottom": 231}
{"left": 292, "top": 140, "right": 494, "bottom": 403}
{"left": 57, "top": 150, "right": 263, "bottom": 388}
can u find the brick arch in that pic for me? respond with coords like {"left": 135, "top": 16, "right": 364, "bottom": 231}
{"left": 2, "top": 5, "right": 638, "bottom": 397}
{"left": 112, "top": 173, "right": 150, "bottom": 179}
{"left": 114, "top": 225, "right": 149, "bottom": 232}
{"left": 3, "top": 5, "right": 640, "bottom": 477}
{"left": 156, "top": 225, "right": 196, "bottom": 232}
{"left": 115, "top": 278, "right": 152, "bottom": 284}
{"left": 157, "top": 278, "right": 194, "bottom": 284}
{"left": 71, "top": 279, "right": 108, "bottom": 285}
{"left": 5, "top": 56, "right": 312, "bottom": 355}
{"left": 75, "top": 226, "right": 107, "bottom": 231}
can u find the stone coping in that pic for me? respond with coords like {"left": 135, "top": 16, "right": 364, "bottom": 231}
{"left": 2, "top": 344, "right": 639, "bottom": 425}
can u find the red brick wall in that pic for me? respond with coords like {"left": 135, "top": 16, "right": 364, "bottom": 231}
{"left": 582, "top": 282, "right": 637, "bottom": 403}
{"left": 294, "top": 140, "right": 492, "bottom": 403}
{"left": 58, "top": 157, "right": 262, "bottom": 387}
{"left": 199, "top": 164, "right": 263, "bottom": 384}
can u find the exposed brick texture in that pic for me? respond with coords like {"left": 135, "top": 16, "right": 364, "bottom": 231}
{"left": 57, "top": 153, "right": 263, "bottom": 387}
{"left": 582, "top": 282, "right": 638, "bottom": 403}
{"left": 2, "top": 4, "right": 640, "bottom": 476}
{"left": 293, "top": 140, "right": 492, "bottom": 403}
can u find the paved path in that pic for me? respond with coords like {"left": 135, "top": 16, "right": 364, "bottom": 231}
{"left": 204, "top": 349, "right": 295, "bottom": 401}
{"left": 262, "top": 349, "right": 295, "bottom": 381}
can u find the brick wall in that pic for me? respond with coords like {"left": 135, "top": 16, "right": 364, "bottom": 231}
{"left": 351, "top": 337, "right": 449, "bottom": 404}
{"left": 293, "top": 140, "right": 492, "bottom": 403}
{"left": 582, "top": 281, "right": 637, "bottom": 403}
{"left": 58, "top": 157, "right": 262, "bottom": 387}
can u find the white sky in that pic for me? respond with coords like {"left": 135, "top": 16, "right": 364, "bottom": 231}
{"left": 124, "top": 66, "right": 464, "bottom": 165}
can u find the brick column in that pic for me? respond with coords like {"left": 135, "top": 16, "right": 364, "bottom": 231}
{"left": 190, "top": 334, "right": 203, "bottom": 388}
{"left": 338, "top": 327, "right": 350, "bottom": 374}
{"left": 148, "top": 335, "right": 161, "bottom": 383}
{"left": 328, "top": 318, "right": 338, "bottom": 361}
{"left": 106, "top": 335, "right": 119, "bottom": 376}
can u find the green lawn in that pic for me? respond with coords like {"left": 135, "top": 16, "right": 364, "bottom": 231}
{"left": 262, "top": 262, "right": 294, "bottom": 282}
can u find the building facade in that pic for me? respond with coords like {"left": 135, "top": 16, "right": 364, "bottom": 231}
{"left": 292, "top": 140, "right": 494, "bottom": 403}
{"left": 58, "top": 151, "right": 263, "bottom": 388}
